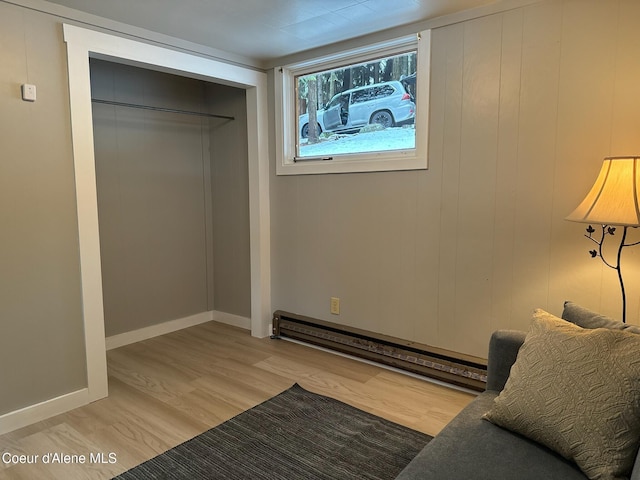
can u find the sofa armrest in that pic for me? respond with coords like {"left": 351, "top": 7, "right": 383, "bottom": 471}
{"left": 486, "top": 330, "right": 526, "bottom": 392}
{"left": 631, "top": 449, "right": 640, "bottom": 480}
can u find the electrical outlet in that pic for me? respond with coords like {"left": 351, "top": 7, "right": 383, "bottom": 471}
{"left": 330, "top": 297, "right": 340, "bottom": 315}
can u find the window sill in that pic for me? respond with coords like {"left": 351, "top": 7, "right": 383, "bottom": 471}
{"left": 276, "top": 149, "right": 427, "bottom": 175}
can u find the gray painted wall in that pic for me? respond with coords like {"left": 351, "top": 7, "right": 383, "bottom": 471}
{"left": 0, "top": 2, "right": 87, "bottom": 416}
{"left": 91, "top": 60, "right": 210, "bottom": 336}
{"left": 270, "top": 1, "right": 640, "bottom": 358}
{"left": 207, "top": 84, "right": 252, "bottom": 319}
{"left": 0, "top": 0, "right": 253, "bottom": 416}
{"left": 2, "top": 0, "right": 640, "bottom": 420}
{"left": 91, "top": 60, "right": 251, "bottom": 337}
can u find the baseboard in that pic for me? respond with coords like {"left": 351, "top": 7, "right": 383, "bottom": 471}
{"left": 211, "top": 310, "right": 251, "bottom": 330}
{"left": 105, "top": 311, "right": 213, "bottom": 350}
{"left": 106, "top": 310, "right": 251, "bottom": 350}
{"left": 0, "top": 388, "right": 89, "bottom": 436}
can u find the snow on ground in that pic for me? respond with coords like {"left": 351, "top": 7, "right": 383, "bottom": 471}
{"left": 299, "top": 126, "right": 415, "bottom": 157}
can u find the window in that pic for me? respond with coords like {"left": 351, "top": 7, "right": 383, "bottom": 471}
{"left": 275, "top": 31, "right": 430, "bottom": 175}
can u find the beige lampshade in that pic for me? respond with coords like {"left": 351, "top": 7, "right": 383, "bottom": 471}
{"left": 566, "top": 156, "right": 640, "bottom": 227}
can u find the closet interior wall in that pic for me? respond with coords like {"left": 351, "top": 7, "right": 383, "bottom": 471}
{"left": 90, "top": 59, "right": 251, "bottom": 337}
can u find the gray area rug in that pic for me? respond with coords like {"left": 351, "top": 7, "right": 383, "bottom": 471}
{"left": 113, "top": 383, "right": 431, "bottom": 479}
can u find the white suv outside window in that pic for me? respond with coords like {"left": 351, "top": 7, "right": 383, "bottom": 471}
{"left": 298, "top": 80, "right": 415, "bottom": 139}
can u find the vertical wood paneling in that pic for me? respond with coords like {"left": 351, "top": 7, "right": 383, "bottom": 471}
{"left": 508, "top": 1, "right": 562, "bottom": 325}
{"left": 270, "top": 172, "right": 302, "bottom": 312}
{"left": 435, "top": 23, "right": 464, "bottom": 347}
{"left": 270, "top": 0, "right": 640, "bottom": 358}
{"left": 451, "top": 14, "right": 503, "bottom": 354}
{"left": 293, "top": 176, "right": 333, "bottom": 317}
{"left": 611, "top": 0, "right": 640, "bottom": 153}
{"left": 612, "top": 0, "right": 640, "bottom": 321}
{"left": 413, "top": 27, "right": 446, "bottom": 344}
{"left": 370, "top": 172, "right": 420, "bottom": 339}
{"left": 549, "top": 0, "right": 621, "bottom": 319}
{"left": 491, "top": 9, "right": 523, "bottom": 330}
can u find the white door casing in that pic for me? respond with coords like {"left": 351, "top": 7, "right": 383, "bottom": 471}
{"left": 63, "top": 24, "right": 271, "bottom": 402}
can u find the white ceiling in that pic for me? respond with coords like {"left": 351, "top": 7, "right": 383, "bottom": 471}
{"left": 46, "top": 0, "right": 496, "bottom": 63}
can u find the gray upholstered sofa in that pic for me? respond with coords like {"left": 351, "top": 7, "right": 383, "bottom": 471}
{"left": 396, "top": 301, "right": 640, "bottom": 480}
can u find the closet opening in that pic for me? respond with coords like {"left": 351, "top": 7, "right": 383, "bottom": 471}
{"left": 64, "top": 24, "right": 271, "bottom": 405}
{"left": 90, "top": 59, "right": 251, "bottom": 346}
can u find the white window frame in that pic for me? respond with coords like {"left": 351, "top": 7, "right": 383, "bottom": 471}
{"left": 275, "top": 30, "right": 430, "bottom": 176}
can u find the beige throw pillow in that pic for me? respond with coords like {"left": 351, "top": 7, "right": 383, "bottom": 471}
{"left": 483, "top": 309, "right": 640, "bottom": 480}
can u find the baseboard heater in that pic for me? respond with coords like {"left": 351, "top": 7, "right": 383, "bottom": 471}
{"left": 271, "top": 310, "right": 487, "bottom": 391}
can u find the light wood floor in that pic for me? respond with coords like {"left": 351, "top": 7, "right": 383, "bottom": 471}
{"left": 0, "top": 321, "right": 474, "bottom": 479}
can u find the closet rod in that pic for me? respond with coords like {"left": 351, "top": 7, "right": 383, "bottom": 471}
{"left": 91, "top": 98, "right": 235, "bottom": 120}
